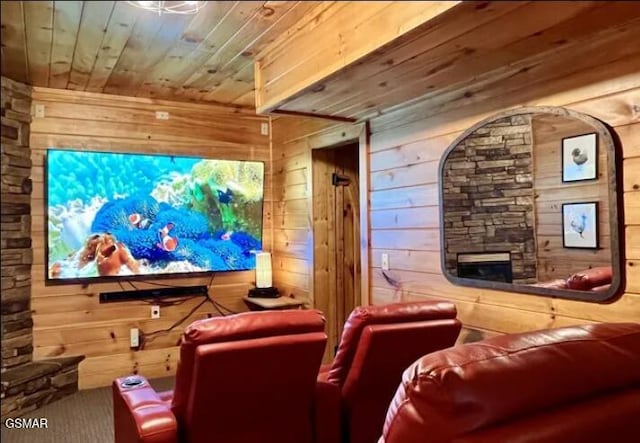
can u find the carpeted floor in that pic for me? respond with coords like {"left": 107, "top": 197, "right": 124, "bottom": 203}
{"left": 2, "top": 377, "right": 174, "bottom": 443}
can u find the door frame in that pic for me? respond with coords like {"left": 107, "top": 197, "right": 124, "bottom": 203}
{"left": 308, "top": 121, "right": 370, "bottom": 308}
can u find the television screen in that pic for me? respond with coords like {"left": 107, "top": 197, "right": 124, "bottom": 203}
{"left": 45, "top": 149, "right": 264, "bottom": 283}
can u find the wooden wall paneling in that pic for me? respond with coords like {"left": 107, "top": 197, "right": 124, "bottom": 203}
{"left": 269, "top": 49, "right": 639, "bottom": 339}
{"left": 366, "top": 80, "right": 640, "bottom": 334}
{"left": 532, "top": 115, "right": 611, "bottom": 280}
{"left": 271, "top": 117, "right": 368, "bottom": 316}
{"left": 618, "top": 123, "right": 640, "bottom": 159}
{"left": 23, "top": 1, "right": 53, "bottom": 86}
{"left": 255, "top": 1, "right": 462, "bottom": 113}
{"left": 279, "top": 1, "right": 527, "bottom": 115}
{"left": 356, "top": 17, "right": 640, "bottom": 124}
{"left": 30, "top": 88, "right": 271, "bottom": 389}
{"left": 316, "top": 2, "right": 638, "bottom": 119}
{"left": 369, "top": 82, "right": 639, "bottom": 158}
{"left": 0, "top": 2, "right": 29, "bottom": 83}
{"left": 49, "top": 1, "right": 83, "bottom": 89}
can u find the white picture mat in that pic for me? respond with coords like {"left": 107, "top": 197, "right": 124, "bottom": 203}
{"left": 562, "top": 133, "right": 597, "bottom": 182}
{"left": 563, "top": 203, "right": 598, "bottom": 248}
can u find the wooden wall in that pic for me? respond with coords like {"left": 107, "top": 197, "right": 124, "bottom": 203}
{"left": 368, "top": 80, "right": 640, "bottom": 336}
{"left": 29, "top": 88, "right": 272, "bottom": 389}
{"left": 532, "top": 114, "right": 611, "bottom": 281}
{"left": 273, "top": 67, "right": 639, "bottom": 339}
{"left": 270, "top": 117, "right": 361, "bottom": 303}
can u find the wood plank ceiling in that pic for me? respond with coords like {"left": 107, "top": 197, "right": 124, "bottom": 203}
{"left": 0, "top": 1, "right": 319, "bottom": 108}
{"left": 256, "top": 1, "right": 640, "bottom": 121}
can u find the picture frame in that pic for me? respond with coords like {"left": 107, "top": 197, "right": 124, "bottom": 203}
{"left": 562, "top": 202, "right": 599, "bottom": 249}
{"left": 562, "top": 132, "right": 598, "bottom": 182}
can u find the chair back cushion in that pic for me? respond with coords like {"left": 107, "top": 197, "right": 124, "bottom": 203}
{"left": 172, "top": 310, "right": 325, "bottom": 423}
{"left": 381, "top": 323, "right": 640, "bottom": 443}
{"left": 344, "top": 319, "right": 461, "bottom": 443}
{"left": 566, "top": 266, "right": 612, "bottom": 290}
{"left": 184, "top": 332, "right": 326, "bottom": 443}
{"left": 326, "top": 301, "right": 457, "bottom": 386}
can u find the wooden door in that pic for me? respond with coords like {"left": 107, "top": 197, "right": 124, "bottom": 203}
{"left": 312, "top": 143, "right": 360, "bottom": 362}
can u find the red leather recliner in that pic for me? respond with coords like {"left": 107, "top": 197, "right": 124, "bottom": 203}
{"left": 318, "top": 301, "right": 462, "bottom": 443}
{"left": 380, "top": 322, "right": 640, "bottom": 443}
{"left": 113, "top": 310, "right": 328, "bottom": 443}
{"left": 532, "top": 266, "right": 613, "bottom": 292}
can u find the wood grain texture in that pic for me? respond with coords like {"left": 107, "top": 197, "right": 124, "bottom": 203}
{"left": 271, "top": 66, "right": 640, "bottom": 336}
{"left": 271, "top": 117, "right": 368, "bottom": 354}
{"left": 256, "top": 1, "right": 462, "bottom": 113}
{"left": 256, "top": 1, "right": 640, "bottom": 122}
{"left": 311, "top": 143, "right": 360, "bottom": 361}
{"left": 29, "top": 88, "right": 271, "bottom": 389}
{"left": 366, "top": 80, "right": 640, "bottom": 334}
{"left": 532, "top": 115, "right": 611, "bottom": 280}
{"left": 0, "top": 1, "right": 320, "bottom": 107}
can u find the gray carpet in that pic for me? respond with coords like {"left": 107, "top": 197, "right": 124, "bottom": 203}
{"left": 2, "top": 377, "right": 174, "bottom": 443}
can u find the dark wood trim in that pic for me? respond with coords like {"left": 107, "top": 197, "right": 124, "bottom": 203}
{"left": 438, "top": 106, "right": 622, "bottom": 303}
{"left": 269, "top": 109, "right": 358, "bottom": 123}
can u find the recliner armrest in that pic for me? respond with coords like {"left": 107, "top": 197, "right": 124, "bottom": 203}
{"left": 113, "top": 376, "right": 178, "bottom": 443}
{"left": 314, "top": 379, "right": 341, "bottom": 443}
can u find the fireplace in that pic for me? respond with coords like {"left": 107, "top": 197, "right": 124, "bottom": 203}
{"left": 457, "top": 252, "right": 513, "bottom": 283}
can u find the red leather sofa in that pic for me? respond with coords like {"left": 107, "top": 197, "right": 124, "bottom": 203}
{"left": 113, "top": 309, "right": 327, "bottom": 443}
{"left": 533, "top": 266, "right": 612, "bottom": 292}
{"left": 380, "top": 322, "right": 640, "bottom": 443}
{"left": 318, "top": 301, "right": 462, "bottom": 443}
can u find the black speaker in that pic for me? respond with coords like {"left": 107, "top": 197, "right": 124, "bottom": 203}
{"left": 100, "top": 285, "right": 207, "bottom": 303}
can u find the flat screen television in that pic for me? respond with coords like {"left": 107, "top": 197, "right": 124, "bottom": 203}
{"left": 45, "top": 148, "right": 265, "bottom": 284}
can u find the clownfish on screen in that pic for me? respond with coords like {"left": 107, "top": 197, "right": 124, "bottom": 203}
{"left": 128, "top": 213, "right": 150, "bottom": 229}
{"left": 156, "top": 222, "right": 178, "bottom": 252}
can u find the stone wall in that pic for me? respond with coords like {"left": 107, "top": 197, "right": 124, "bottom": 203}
{"left": 1, "top": 77, "right": 33, "bottom": 371}
{"left": 442, "top": 115, "right": 537, "bottom": 284}
{"left": 1, "top": 76, "right": 83, "bottom": 418}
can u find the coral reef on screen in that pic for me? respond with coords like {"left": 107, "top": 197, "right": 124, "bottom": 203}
{"left": 46, "top": 150, "right": 264, "bottom": 280}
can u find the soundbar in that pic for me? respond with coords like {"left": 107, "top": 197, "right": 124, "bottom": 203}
{"left": 99, "top": 285, "right": 208, "bottom": 303}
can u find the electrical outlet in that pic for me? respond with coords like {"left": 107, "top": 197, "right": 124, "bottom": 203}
{"left": 381, "top": 253, "right": 390, "bottom": 271}
{"left": 155, "top": 111, "right": 169, "bottom": 120}
{"left": 261, "top": 122, "right": 269, "bottom": 135}
{"left": 151, "top": 305, "right": 160, "bottom": 319}
{"left": 35, "top": 104, "right": 45, "bottom": 118}
{"left": 130, "top": 328, "right": 139, "bottom": 348}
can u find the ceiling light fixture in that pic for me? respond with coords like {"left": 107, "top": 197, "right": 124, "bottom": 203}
{"left": 126, "top": 1, "right": 205, "bottom": 16}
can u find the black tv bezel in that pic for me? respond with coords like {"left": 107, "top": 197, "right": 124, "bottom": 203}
{"left": 43, "top": 147, "right": 266, "bottom": 286}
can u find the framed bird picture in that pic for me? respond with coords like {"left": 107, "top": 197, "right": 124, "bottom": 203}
{"left": 562, "top": 202, "right": 599, "bottom": 249}
{"left": 562, "top": 132, "right": 598, "bottom": 182}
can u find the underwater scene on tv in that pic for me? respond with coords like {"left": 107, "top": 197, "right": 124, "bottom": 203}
{"left": 46, "top": 149, "right": 264, "bottom": 281}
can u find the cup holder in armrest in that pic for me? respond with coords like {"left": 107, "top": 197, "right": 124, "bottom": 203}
{"left": 121, "top": 376, "right": 146, "bottom": 389}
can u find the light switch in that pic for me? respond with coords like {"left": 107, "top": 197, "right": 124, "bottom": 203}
{"left": 130, "top": 328, "right": 139, "bottom": 348}
{"left": 381, "top": 253, "right": 390, "bottom": 271}
{"left": 261, "top": 122, "right": 269, "bottom": 135}
{"left": 151, "top": 305, "right": 160, "bottom": 319}
{"left": 155, "top": 111, "right": 169, "bottom": 120}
